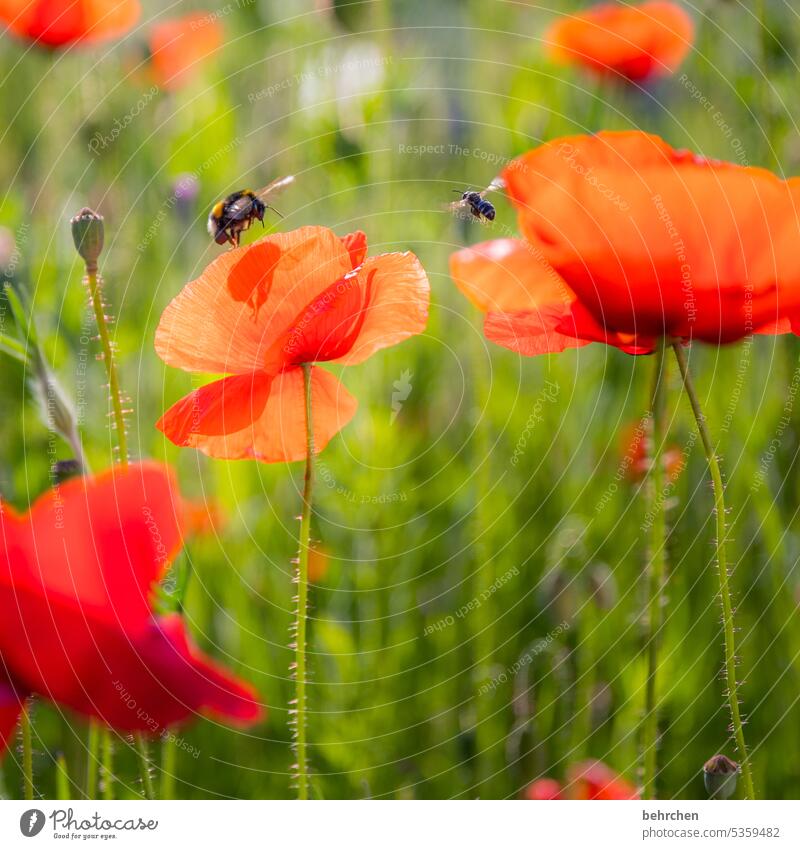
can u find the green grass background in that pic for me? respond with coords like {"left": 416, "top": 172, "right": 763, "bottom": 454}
{"left": 2, "top": 0, "right": 800, "bottom": 799}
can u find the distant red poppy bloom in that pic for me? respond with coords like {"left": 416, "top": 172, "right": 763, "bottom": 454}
{"left": 524, "top": 777, "right": 563, "bottom": 800}
{"left": 622, "top": 421, "right": 684, "bottom": 484}
{"left": 0, "top": 463, "right": 261, "bottom": 754}
{"left": 155, "top": 226, "right": 429, "bottom": 463}
{"left": 182, "top": 497, "right": 225, "bottom": 538}
{"left": 148, "top": 13, "right": 222, "bottom": 91}
{"left": 452, "top": 131, "right": 800, "bottom": 357}
{"left": 524, "top": 761, "right": 638, "bottom": 800}
{"left": 545, "top": 1, "right": 693, "bottom": 82}
{"left": 566, "top": 760, "right": 639, "bottom": 799}
{"left": 0, "top": 0, "right": 140, "bottom": 48}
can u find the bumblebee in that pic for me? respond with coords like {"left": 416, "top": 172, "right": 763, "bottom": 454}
{"left": 208, "top": 175, "right": 295, "bottom": 247}
{"left": 448, "top": 177, "right": 505, "bottom": 222}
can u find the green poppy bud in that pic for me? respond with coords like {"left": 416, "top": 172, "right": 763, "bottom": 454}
{"left": 703, "top": 754, "right": 739, "bottom": 799}
{"left": 71, "top": 207, "right": 104, "bottom": 270}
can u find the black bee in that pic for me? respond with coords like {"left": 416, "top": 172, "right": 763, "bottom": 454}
{"left": 207, "top": 175, "right": 295, "bottom": 247}
{"left": 448, "top": 177, "right": 504, "bottom": 222}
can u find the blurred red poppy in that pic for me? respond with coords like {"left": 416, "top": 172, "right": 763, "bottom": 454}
{"left": 155, "top": 226, "right": 430, "bottom": 463}
{"left": 567, "top": 760, "right": 639, "bottom": 799}
{"left": 545, "top": 1, "right": 694, "bottom": 82}
{"left": 524, "top": 761, "right": 638, "bottom": 800}
{"left": 452, "top": 131, "right": 800, "bottom": 357}
{"left": 148, "top": 13, "right": 222, "bottom": 91}
{"left": 622, "top": 421, "right": 684, "bottom": 484}
{"left": 524, "top": 777, "right": 563, "bottom": 800}
{"left": 182, "top": 497, "right": 225, "bottom": 539}
{"left": 0, "top": 0, "right": 140, "bottom": 48}
{"left": 0, "top": 462, "right": 261, "bottom": 754}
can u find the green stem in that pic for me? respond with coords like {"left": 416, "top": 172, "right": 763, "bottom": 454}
{"left": 56, "top": 753, "right": 70, "bottom": 800}
{"left": 101, "top": 732, "right": 114, "bottom": 800}
{"left": 161, "top": 736, "right": 176, "bottom": 800}
{"left": 85, "top": 266, "right": 128, "bottom": 467}
{"left": 135, "top": 734, "right": 155, "bottom": 800}
{"left": 20, "top": 702, "right": 34, "bottom": 801}
{"left": 643, "top": 341, "right": 667, "bottom": 800}
{"left": 294, "top": 362, "right": 315, "bottom": 800}
{"left": 672, "top": 342, "right": 755, "bottom": 800}
{"left": 85, "top": 721, "right": 100, "bottom": 799}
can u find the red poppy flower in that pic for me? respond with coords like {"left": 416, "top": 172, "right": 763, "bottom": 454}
{"left": 622, "top": 421, "right": 684, "bottom": 484}
{"left": 148, "top": 14, "right": 222, "bottom": 91}
{"left": 155, "top": 226, "right": 430, "bottom": 463}
{"left": 545, "top": 1, "right": 694, "bottom": 82}
{"left": 524, "top": 777, "right": 563, "bottom": 800}
{"left": 452, "top": 131, "right": 800, "bottom": 357}
{"left": 450, "top": 237, "right": 655, "bottom": 355}
{"left": 0, "top": 462, "right": 261, "bottom": 754}
{"left": 525, "top": 762, "right": 638, "bottom": 800}
{"left": 0, "top": 0, "right": 140, "bottom": 48}
{"left": 566, "top": 760, "right": 639, "bottom": 799}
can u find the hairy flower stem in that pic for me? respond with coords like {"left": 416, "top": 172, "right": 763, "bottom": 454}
{"left": 85, "top": 721, "right": 100, "bottom": 798}
{"left": 643, "top": 341, "right": 667, "bottom": 800}
{"left": 672, "top": 342, "right": 755, "bottom": 800}
{"left": 101, "top": 733, "right": 114, "bottom": 800}
{"left": 294, "top": 362, "right": 315, "bottom": 800}
{"left": 135, "top": 735, "right": 155, "bottom": 800}
{"left": 84, "top": 262, "right": 150, "bottom": 796}
{"left": 85, "top": 265, "right": 128, "bottom": 467}
{"left": 20, "top": 702, "right": 34, "bottom": 800}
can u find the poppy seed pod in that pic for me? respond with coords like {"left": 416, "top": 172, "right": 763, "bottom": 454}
{"left": 703, "top": 754, "right": 739, "bottom": 799}
{"left": 71, "top": 208, "right": 105, "bottom": 271}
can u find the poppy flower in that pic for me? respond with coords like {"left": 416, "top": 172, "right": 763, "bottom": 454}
{"left": 450, "top": 237, "right": 655, "bottom": 355}
{"left": 0, "top": 462, "right": 261, "bottom": 754}
{"left": 622, "top": 421, "right": 684, "bottom": 484}
{"left": 545, "top": 1, "right": 694, "bottom": 82}
{"left": 155, "top": 225, "right": 430, "bottom": 463}
{"left": 148, "top": 13, "right": 222, "bottom": 91}
{"left": 524, "top": 777, "right": 563, "bottom": 800}
{"left": 0, "top": 0, "right": 140, "bottom": 48}
{"left": 452, "top": 131, "right": 800, "bottom": 357}
{"left": 524, "top": 761, "right": 638, "bottom": 800}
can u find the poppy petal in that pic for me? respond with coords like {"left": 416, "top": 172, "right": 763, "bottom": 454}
{"left": 148, "top": 14, "right": 222, "bottom": 91}
{"left": 155, "top": 226, "right": 353, "bottom": 374}
{"left": 178, "top": 366, "right": 358, "bottom": 463}
{"left": 156, "top": 371, "right": 273, "bottom": 446}
{"left": 0, "top": 462, "right": 182, "bottom": 633}
{"left": 449, "top": 237, "right": 574, "bottom": 313}
{"left": 332, "top": 252, "right": 430, "bottom": 366}
{"left": 484, "top": 308, "right": 591, "bottom": 356}
{"left": 0, "top": 0, "right": 141, "bottom": 47}
{"left": 545, "top": 1, "right": 694, "bottom": 82}
{"left": 0, "top": 674, "right": 24, "bottom": 755}
{"left": 503, "top": 131, "right": 800, "bottom": 343}
{"left": 340, "top": 230, "right": 368, "bottom": 268}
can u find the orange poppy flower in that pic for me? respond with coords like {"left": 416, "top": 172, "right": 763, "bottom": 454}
{"left": 148, "top": 13, "right": 222, "bottom": 91}
{"left": 0, "top": 0, "right": 140, "bottom": 48}
{"left": 182, "top": 497, "right": 225, "bottom": 538}
{"left": 545, "top": 1, "right": 694, "bottom": 82}
{"left": 450, "top": 237, "right": 654, "bottom": 355}
{"left": 155, "top": 226, "right": 429, "bottom": 463}
{"left": 452, "top": 131, "right": 800, "bottom": 357}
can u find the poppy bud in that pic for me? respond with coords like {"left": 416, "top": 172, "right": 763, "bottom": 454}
{"left": 71, "top": 208, "right": 104, "bottom": 270}
{"left": 703, "top": 754, "right": 739, "bottom": 799}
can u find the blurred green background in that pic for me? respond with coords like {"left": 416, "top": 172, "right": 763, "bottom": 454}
{"left": 2, "top": 0, "right": 800, "bottom": 799}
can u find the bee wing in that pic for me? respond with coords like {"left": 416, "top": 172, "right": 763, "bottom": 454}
{"left": 224, "top": 195, "right": 258, "bottom": 221}
{"left": 255, "top": 174, "right": 295, "bottom": 202}
{"left": 446, "top": 198, "right": 468, "bottom": 212}
{"left": 479, "top": 176, "right": 506, "bottom": 197}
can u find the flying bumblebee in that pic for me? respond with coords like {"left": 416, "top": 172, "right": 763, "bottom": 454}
{"left": 448, "top": 177, "right": 505, "bottom": 222}
{"left": 208, "top": 175, "right": 295, "bottom": 247}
